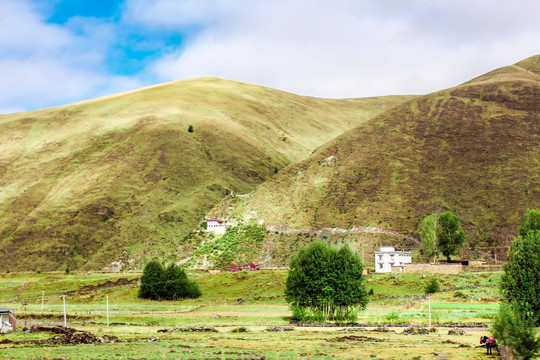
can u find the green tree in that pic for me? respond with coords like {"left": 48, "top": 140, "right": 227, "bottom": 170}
{"left": 518, "top": 209, "right": 540, "bottom": 237}
{"left": 501, "top": 228, "right": 540, "bottom": 325}
{"left": 187, "top": 124, "right": 194, "bottom": 133}
{"left": 425, "top": 277, "right": 440, "bottom": 294}
{"left": 138, "top": 259, "right": 165, "bottom": 300}
{"left": 437, "top": 212, "right": 466, "bottom": 261}
{"left": 163, "top": 263, "right": 188, "bottom": 299}
{"left": 492, "top": 303, "right": 540, "bottom": 360}
{"left": 164, "top": 263, "right": 201, "bottom": 299}
{"left": 285, "top": 242, "right": 368, "bottom": 322}
{"left": 420, "top": 213, "right": 439, "bottom": 262}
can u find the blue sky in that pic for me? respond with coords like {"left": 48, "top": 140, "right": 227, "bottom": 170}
{"left": 46, "top": 0, "right": 123, "bottom": 22}
{"left": 1, "top": 0, "right": 539, "bottom": 114}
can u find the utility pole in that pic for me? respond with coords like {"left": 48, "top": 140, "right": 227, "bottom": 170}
{"left": 428, "top": 294, "right": 431, "bottom": 328}
{"left": 62, "top": 295, "right": 67, "bottom": 327}
{"left": 106, "top": 296, "right": 109, "bottom": 327}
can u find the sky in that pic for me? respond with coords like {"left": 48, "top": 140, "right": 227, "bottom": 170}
{"left": 1, "top": 0, "right": 539, "bottom": 114}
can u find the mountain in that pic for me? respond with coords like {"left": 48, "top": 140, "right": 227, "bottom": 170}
{"left": 215, "top": 55, "right": 540, "bottom": 263}
{"left": 0, "top": 77, "right": 410, "bottom": 271}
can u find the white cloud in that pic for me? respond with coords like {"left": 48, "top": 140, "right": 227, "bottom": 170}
{"left": 122, "top": 0, "right": 232, "bottom": 29}
{"left": 0, "top": 1, "right": 72, "bottom": 54}
{"left": 1, "top": 0, "right": 539, "bottom": 113}
{"left": 138, "top": 0, "right": 540, "bottom": 98}
{"left": 0, "top": 58, "right": 141, "bottom": 113}
{"left": 0, "top": 0, "right": 142, "bottom": 113}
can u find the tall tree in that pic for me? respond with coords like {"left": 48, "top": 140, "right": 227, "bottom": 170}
{"left": 437, "top": 212, "right": 466, "bottom": 261}
{"left": 138, "top": 259, "right": 165, "bottom": 300}
{"left": 518, "top": 209, "right": 540, "bottom": 237}
{"left": 492, "top": 303, "right": 540, "bottom": 360}
{"left": 420, "top": 213, "right": 439, "bottom": 262}
{"left": 501, "top": 228, "right": 540, "bottom": 325}
{"left": 285, "top": 242, "right": 368, "bottom": 322}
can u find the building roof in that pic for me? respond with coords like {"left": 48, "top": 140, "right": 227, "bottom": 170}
{"left": 375, "top": 250, "right": 411, "bottom": 255}
{"left": 0, "top": 308, "right": 14, "bottom": 313}
{"left": 206, "top": 218, "right": 222, "bottom": 223}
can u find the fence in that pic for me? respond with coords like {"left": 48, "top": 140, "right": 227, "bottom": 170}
{"left": 9, "top": 293, "right": 199, "bottom": 327}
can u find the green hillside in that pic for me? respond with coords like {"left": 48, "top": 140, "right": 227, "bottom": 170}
{"left": 220, "top": 56, "right": 540, "bottom": 263}
{"left": 0, "top": 78, "right": 410, "bottom": 271}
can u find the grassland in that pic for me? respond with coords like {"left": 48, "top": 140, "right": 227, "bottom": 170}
{"left": 224, "top": 55, "right": 540, "bottom": 261}
{"left": 0, "top": 270, "right": 504, "bottom": 359}
{"left": 0, "top": 78, "right": 412, "bottom": 272}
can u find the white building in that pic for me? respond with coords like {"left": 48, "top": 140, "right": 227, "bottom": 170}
{"left": 374, "top": 246, "right": 412, "bottom": 273}
{"left": 206, "top": 218, "right": 227, "bottom": 235}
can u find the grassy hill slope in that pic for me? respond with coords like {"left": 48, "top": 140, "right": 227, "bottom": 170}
{"left": 222, "top": 56, "right": 540, "bottom": 261}
{"left": 0, "top": 78, "right": 411, "bottom": 271}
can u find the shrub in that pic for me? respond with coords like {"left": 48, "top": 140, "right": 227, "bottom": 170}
{"left": 492, "top": 303, "right": 540, "bottom": 360}
{"left": 231, "top": 327, "right": 249, "bottom": 333}
{"left": 385, "top": 310, "right": 400, "bottom": 324}
{"left": 425, "top": 278, "right": 440, "bottom": 294}
{"left": 187, "top": 125, "right": 194, "bottom": 133}
{"left": 291, "top": 304, "right": 308, "bottom": 321}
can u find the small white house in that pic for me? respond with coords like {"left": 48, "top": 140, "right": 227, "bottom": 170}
{"left": 206, "top": 218, "right": 227, "bottom": 235}
{"left": 374, "top": 246, "right": 412, "bottom": 273}
{"left": 0, "top": 308, "right": 16, "bottom": 333}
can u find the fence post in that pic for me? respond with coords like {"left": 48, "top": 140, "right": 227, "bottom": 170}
{"left": 41, "top": 291, "right": 44, "bottom": 315}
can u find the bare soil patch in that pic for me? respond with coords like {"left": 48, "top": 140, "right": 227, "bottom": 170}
{"left": 68, "top": 278, "right": 138, "bottom": 294}
{"left": 332, "top": 335, "right": 382, "bottom": 342}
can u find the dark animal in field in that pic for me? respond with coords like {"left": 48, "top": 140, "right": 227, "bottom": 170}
{"left": 479, "top": 336, "right": 499, "bottom": 355}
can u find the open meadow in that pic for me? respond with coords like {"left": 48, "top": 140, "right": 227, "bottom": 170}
{"left": 0, "top": 270, "right": 504, "bottom": 359}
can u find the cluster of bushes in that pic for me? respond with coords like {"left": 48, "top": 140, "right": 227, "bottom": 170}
{"left": 194, "top": 221, "right": 266, "bottom": 268}
{"left": 138, "top": 260, "right": 201, "bottom": 300}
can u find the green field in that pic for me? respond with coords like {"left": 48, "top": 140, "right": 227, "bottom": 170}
{"left": 0, "top": 270, "right": 505, "bottom": 359}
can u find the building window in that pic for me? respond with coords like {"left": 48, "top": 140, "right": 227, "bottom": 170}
{"left": 379, "top": 263, "right": 383, "bottom": 269}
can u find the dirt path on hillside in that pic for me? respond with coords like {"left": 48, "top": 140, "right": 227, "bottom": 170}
{"left": 266, "top": 224, "right": 417, "bottom": 241}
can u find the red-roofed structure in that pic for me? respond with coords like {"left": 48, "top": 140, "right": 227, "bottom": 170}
{"left": 206, "top": 218, "right": 227, "bottom": 235}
